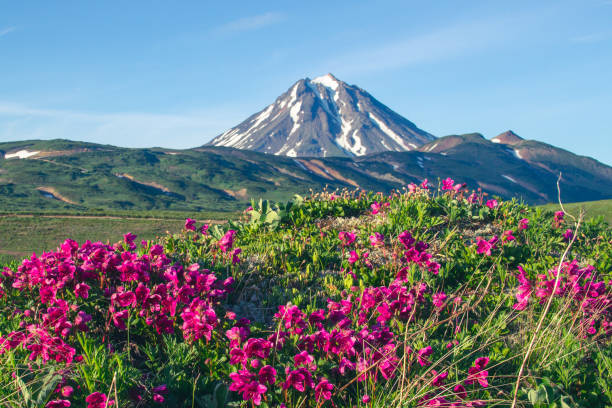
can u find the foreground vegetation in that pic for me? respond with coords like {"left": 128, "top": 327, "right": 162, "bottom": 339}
{"left": 0, "top": 180, "right": 610, "bottom": 407}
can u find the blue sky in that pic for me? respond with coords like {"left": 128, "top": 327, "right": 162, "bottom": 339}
{"left": 1, "top": 0, "right": 611, "bottom": 164}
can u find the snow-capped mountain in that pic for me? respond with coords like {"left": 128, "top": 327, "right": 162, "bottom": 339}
{"left": 208, "top": 74, "right": 435, "bottom": 157}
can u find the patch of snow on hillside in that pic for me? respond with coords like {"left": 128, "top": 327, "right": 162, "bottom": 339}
{"left": 289, "top": 101, "right": 302, "bottom": 135}
{"left": 502, "top": 174, "right": 518, "bottom": 183}
{"left": 312, "top": 74, "right": 339, "bottom": 91}
{"left": 368, "top": 113, "right": 411, "bottom": 150}
{"left": 350, "top": 129, "right": 366, "bottom": 155}
{"left": 514, "top": 149, "right": 523, "bottom": 159}
{"left": 212, "top": 128, "right": 238, "bottom": 146}
{"left": 491, "top": 137, "right": 501, "bottom": 143}
{"left": 416, "top": 157, "right": 424, "bottom": 169}
{"left": 426, "top": 143, "right": 438, "bottom": 152}
{"left": 409, "top": 143, "right": 418, "bottom": 149}
{"left": 336, "top": 118, "right": 354, "bottom": 153}
{"left": 4, "top": 150, "right": 40, "bottom": 159}
{"left": 250, "top": 105, "right": 274, "bottom": 130}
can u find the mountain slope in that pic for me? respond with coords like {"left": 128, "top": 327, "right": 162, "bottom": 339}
{"left": 208, "top": 73, "right": 434, "bottom": 157}
{"left": 2, "top": 137, "right": 611, "bottom": 212}
{"left": 417, "top": 131, "right": 612, "bottom": 202}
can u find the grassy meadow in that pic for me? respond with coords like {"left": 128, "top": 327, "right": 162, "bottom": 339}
{"left": 539, "top": 199, "right": 612, "bottom": 225}
{"left": 0, "top": 184, "right": 610, "bottom": 407}
{"left": 0, "top": 211, "right": 234, "bottom": 265}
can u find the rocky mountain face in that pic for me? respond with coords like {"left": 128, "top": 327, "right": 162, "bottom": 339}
{"left": 208, "top": 73, "right": 434, "bottom": 157}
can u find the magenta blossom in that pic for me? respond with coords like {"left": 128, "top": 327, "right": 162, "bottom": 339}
{"left": 74, "top": 283, "right": 90, "bottom": 299}
{"left": 338, "top": 231, "right": 356, "bottom": 246}
{"left": 421, "top": 179, "right": 429, "bottom": 189}
{"left": 46, "top": 401, "right": 71, "bottom": 408}
{"left": 218, "top": 230, "right": 236, "bottom": 253}
{"left": 371, "top": 201, "right": 382, "bottom": 215}
{"left": 315, "top": 377, "right": 334, "bottom": 401}
{"left": 441, "top": 177, "right": 454, "bottom": 191}
{"left": 465, "top": 357, "right": 490, "bottom": 388}
{"left": 502, "top": 230, "right": 515, "bottom": 242}
{"left": 86, "top": 392, "right": 112, "bottom": 408}
{"left": 518, "top": 218, "right": 529, "bottom": 230}
{"left": 476, "top": 236, "right": 498, "bottom": 256}
{"left": 258, "top": 365, "right": 277, "bottom": 385}
{"left": 432, "top": 292, "right": 447, "bottom": 309}
{"left": 417, "top": 346, "right": 433, "bottom": 367}
{"left": 348, "top": 250, "right": 359, "bottom": 264}
{"left": 486, "top": 199, "right": 498, "bottom": 209}
{"left": 369, "top": 232, "right": 384, "bottom": 247}
{"left": 431, "top": 370, "right": 448, "bottom": 386}
{"left": 562, "top": 229, "right": 574, "bottom": 242}
{"left": 184, "top": 218, "right": 196, "bottom": 231}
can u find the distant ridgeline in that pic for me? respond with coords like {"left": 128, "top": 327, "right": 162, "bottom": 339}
{"left": 0, "top": 75, "right": 610, "bottom": 212}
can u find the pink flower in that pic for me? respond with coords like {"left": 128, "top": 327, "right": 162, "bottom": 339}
{"left": 362, "top": 395, "right": 371, "bottom": 404}
{"left": 152, "top": 384, "right": 167, "bottom": 403}
{"left": 369, "top": 232, "right": 384, "bottom": 247}
{"left": 432, "top": 292, "right": 447, "bottom": 309}
{"left": 242, "top": 381, "right": 267, "bottom": 406}
{"left": 218, "top": 230, "right": 236, "bottom": 253}
{"left": 112, "top": 309, "right": 129, "bottom": 330}
{"left": 417, "top": 346, "right": 433, "bottom": 367}
{"left": 244, "top": 338, "right": 273, "bottom": 359}
{"left": 184, "top": 218, "right": 196, "bottom": 231}
{"left": 229, "top": 370, "right": 254, "bottom": 393}
{"left": 200, "top": 224, "right": 209, "bottom": 235}
{"left": 232, "top": 248, "right": 242, "bottom": 265}
{"left": 441, "top": 178, "right": 454, "bottom": 191}
{"left": 421, "top": 179, "right": 429, "bottom": 189}
{"left": 476, "top": 236, "right": 497, "bottom": 256}
{"left": 112, "top": 290, "right": 136, "bottom": 308}
{"left": 258, "top": 365, "right": 277, "bottom": 385}
{"left": 408, "top": 183, "right": 417, "bottom": 193}
{"left": 453, "top": 384, "right": 467, "bottom": 399}
{"left": 230, "top": 348, "right": 248, "bottom": 366}
{"left": 398, "top": 231, "right": 415, "bottom": 250}
{"left": 61, "top": 386, "right": 74, "bottom": 398}
{"left": 315, "top": 378, "right": 334, "bottom": 401}
{"left": 86, "top": 392, "right": 112, "bottom": 408}
{"left": 554, "top": 211, "right": 564, "bottom": 223}
{"left": 46, "top": 401, "right": 71, "bottom": 408}
{"left": 294, "top": 351, "right": 316, "bottom": 370}
{"left": 338, "top": 231, "right": 356, "bottom": 246}
{"left": 465, "top": 357, "right": 490, "bottom": 388}
{"left": 348, "top": 251, "right": 359, "bottom": 264}
{"left": 74, "top": 283, "right": 90, "bottom": 299}
{"left": 371, "top": 201, "right": 382, "bottom": 215}
{"left": 283, "top": 367, "right": 314, "bottom": 392}
{"left": 518, "top": 218, "right": 529, "bottom": 230}
{"left": 502, "top": 230, "right": 515, "bottom": 242}
{"left": 562, "top": 229, "right": 573, "bottom": 242}
{"left": 230, "top": 371, "right": 267, "bottom": 406}
{"left": 432, "top": 370, "right": 448, "bottom": 386}
{"left": 486, "top": 199, "right": 498, "bottom": 209}
{"left": 512, "top": 265, "right": 532, "bottom": 311}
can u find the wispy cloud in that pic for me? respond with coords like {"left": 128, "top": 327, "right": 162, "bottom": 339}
{"left": 0, "top": 26, "right": 15, "bottom": 37}
{"left": 0, "top": 102, "right": 242, "bottom": 148}
{"left": 320, "top": 15, "right": 532, "bottom": 75}
{"left": 570, "top": 32, "right": 610, "bottom": 43}
{"left": 215, "top": 12, "right": 285, "bottom": 34}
